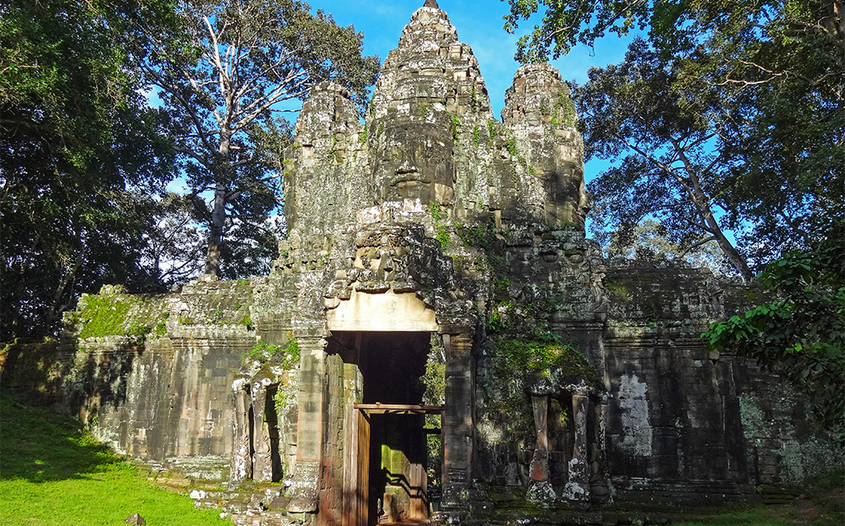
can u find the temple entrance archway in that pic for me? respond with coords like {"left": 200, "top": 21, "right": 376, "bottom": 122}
{"left": 326, "top": 331, "right": 440, "bottom": 526}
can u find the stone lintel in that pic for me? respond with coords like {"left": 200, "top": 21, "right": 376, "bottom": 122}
{"left": 326, "top": 290, "right": 437, "bottom": 332}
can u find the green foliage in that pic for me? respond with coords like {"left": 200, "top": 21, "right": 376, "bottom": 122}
{"left": 142, "top": 193, "right": 207, "bottom": 287}
{"left": 435, "top": 226, "right": 451, "bottom": 250}
{"left": 505, "top": 135, "right": 529, "bottom": 170}
{"left": 75, "top": 296, "right": 133, "bottom": 340}
{"left": 506, "top": 137, "right": 519, "bottom": 158}
{"left": 606, "top": 220, "right": 728, "bottom": 273}
{"left": 429, "top": 201, "right": 452, "bottom": 249}
{"left": 281, "top": 338, "right": 301, "bottom": 369}
{"left": 491, "top": 336, "right": 598, "bottom": 385}
{"left": 554, "top": 90, "right": 576, "bottom": 127}
{"left": 273, "top": 385, "right": 293, "bottom": 419}
{"left": 0, "top": 0, "right": 179, "bottom": 340}
{"left": 486, "top": 335, "right": 599, "bottom": 441}
{"left": 0, "top": 392, "right": 228, "bottom": 525}
{"left": 579, "top": 40, "right": 753, "bottom": 279}
{"left": 487, "top": 311, "right": 507, "bottom": 333}
{"left": 508, "top": 1, "right": 843, "bottom": 276}
{"left": 206, "top": 306, "right": 224, "bottom": 324}
{"left": 488, "top": 120, "right": 500, "bottom": 140}
{"left": 455, "top": 220, "right": 511, "bottom": 298}
{"left": 422, "top": 335, "right": 446, "bottom": 407}
{"left": 455, "top": 221, "right": 497, "bottom": 250}
{"left": 473, "top": 123, "right": 481, "bottom": 148}
{"left": 245, "top": 340, "right": 278, "bottom": 363}
{"left": 421, "top": 335, "right": 445, "bottom": 489}
{"left": 429, "top": 201, "right": 444, "bottom": 222}
{"left": 703, "top": 223, "right": 845, "bottom": 442}
{"left": 449, "top": 113, "right": 462, "bottom": 144}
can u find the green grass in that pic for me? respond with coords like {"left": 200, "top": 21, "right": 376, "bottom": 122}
{"left": 672, "top": 509, "right": 795, "bottom": 526}
{"left": 0, "top": 392, "right": 229, "bottom": 526}
{"left": 671, "top": 497, "right": 844, "bottom": 526}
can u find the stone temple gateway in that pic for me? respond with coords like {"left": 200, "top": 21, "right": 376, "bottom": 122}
{"left": 1, "top": 2, "right": 835, "bottom": 526}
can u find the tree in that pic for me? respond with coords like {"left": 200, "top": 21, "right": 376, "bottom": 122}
{"left": 0, "top": 0, "right": 178, "bottom": 339}
{"left": 577, "top": 39, "right": 754, "bottom": 279}
{"left": 143, "top": 0, "right": 380, "bottom": 278}
{"left": 505, "top": 0, "right": 844, "bottom": 271}
{"left": 604, "top": 220, "right": 727, "bottom": 273}
{"left": 704, "top": 220, "right": 845, "bottom": 442}
{"left": 142, "top": 193, "right": 207, "bottom": 287}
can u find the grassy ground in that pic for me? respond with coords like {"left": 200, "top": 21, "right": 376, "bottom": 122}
{"left": 661, "top": 469, "right": 844, "bottom": 526}
{"left": 0, "top": 391, "right": 229, "bottom": 526}
{"left": 672, "top": 505, "right": 843, "bottom": 526}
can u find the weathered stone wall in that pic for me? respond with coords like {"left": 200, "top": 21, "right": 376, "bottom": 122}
{"left": 1, "top": 281, "right": 257, "bottom": 480}
{"left": 601, "top": 263, "right": 749, "bottom": 503}
{"left": 599, "top": 262, "right": 832, "bottom": 503}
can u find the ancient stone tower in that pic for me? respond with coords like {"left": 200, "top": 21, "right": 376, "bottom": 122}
{"left": 5, "top": 2, "right": 835, "bottom": 526}
{"left": 250, "top": 2, "right": 601, "bottom": 520}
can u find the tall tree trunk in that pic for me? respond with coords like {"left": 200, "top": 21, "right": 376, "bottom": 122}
{"left": 673, "top": 139, "right": 755, "bottom": 282}
{"left": 205, "top": 133, "right": 232, "bottom": 278}
{"left": 204, "top": 186, "right": 227, "bottom": 277}
{"left": 707, "top": 215, "right": 754, "bottom": 281}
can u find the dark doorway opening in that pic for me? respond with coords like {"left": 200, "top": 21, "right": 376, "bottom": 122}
{"left": 327, "top": 331, "right": 439, "bottom": 526}
{"left": 265, "top": 385, "right": 283, "bottom": 482}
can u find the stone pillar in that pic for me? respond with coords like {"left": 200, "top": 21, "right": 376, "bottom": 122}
{"left": 562, "top": 386, "right": 591, "bottom": 501}
{"left": 229, "top": 375, "right": 252, "bottom": 488}
{"left": 252, "top": 376, "right": 273, "bottom": 482}
{"left": 441, "top": 331, "right": 474, "bottom": 505}
{"left": 590, "top": 394, "right": 610, "bottom": 501}
{"left": 525, "top": 376, "right": 557, "bottom": 506}
{"left": 288, "top": 336, "right": 327, "bottom": 513}
{"left": 529, "top": 394, "right": 550, "bottom": 482}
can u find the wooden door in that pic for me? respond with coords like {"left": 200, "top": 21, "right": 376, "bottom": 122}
{"left": 343, "top": 407, "right": 370, "bottom": 526}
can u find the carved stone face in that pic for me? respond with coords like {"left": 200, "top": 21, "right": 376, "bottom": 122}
{"left": 373, "top": 121, "right": 454, "bottom": 204}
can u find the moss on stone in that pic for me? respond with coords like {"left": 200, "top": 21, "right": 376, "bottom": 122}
{"left": 72, "top": 288, "right": 167, "bottom": 341}
{"left": 485, "top": 334, "right": 600, "bottom": 441}
{"left": 246, "top": 338, "right": 300, "bottom": 369}
{"left": 491, "top": 336, "right": 599, "bottom": 386}
{"left": 555, "top": 90, "right": 576, "bottom": 128}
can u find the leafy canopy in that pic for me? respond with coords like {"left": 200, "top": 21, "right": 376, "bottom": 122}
{"left": 0, "top": 0, "right": 179, "bottom": 339}
{"left": 578, "top": 39, "right": 753, "bottom": 278}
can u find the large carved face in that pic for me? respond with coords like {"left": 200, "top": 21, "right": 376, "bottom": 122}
{"left": 373, "top": 120, "right": 454, "bottom": 204}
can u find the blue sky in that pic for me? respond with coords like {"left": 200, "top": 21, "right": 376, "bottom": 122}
{"left": 311, "top": 0, "right": 634, "bottom": 182}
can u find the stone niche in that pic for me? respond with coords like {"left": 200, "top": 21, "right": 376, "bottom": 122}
{"left": 2, "top": 2, "right": 838, "bottom": 526}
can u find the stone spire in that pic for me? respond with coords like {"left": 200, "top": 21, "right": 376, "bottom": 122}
{"left": 365, "top": 0, "right": 494, "bottom": 206}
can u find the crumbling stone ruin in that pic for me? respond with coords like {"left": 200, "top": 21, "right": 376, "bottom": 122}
{"left": 1, "top": 2, "right": 840, "bottom": 526}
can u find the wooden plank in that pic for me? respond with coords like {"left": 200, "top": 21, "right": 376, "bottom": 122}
{"left": 353, "top": 403, "right": 443, "bottom": 414}
{"left": 342, "top": 403, "right": 357, "bottom": 526}
{"left": 358, "top": 410, "right": 370, "bottom": 526}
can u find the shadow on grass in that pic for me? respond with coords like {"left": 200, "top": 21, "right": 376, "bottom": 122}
{"left": 0, "top": 391, "right": 122, "bottom": 482}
